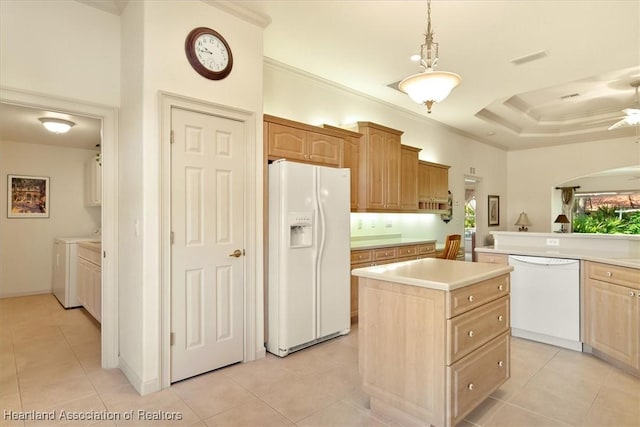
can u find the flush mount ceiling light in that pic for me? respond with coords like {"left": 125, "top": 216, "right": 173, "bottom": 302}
{"left": 608, "top": 80, "right": 640, "bottom": 130}
{"left": 399, "top": 0, "right": 461, "bottom": 114}
{"left": 39, "top": 117, "right": 75, "bottom": 134}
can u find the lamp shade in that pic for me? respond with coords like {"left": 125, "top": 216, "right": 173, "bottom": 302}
{"left": 554, "top": 214, "right": 570, "bottom": 224}
{"left": 514, "top": 212, "right": 531, "bottom": 226}
{"left": 399, "top": 70, "right": 462, "bottom": 107}
{"left": 39, "top": 118, "right": 75, "bottom": 134}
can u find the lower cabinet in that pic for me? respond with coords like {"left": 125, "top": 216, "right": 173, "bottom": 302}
{"left": 359, "top": 273, "right": 511, "bottom": 427}
{"left": 77, "top": 245, "right": 101, "bottom": 322}
{"left": 584, "top": 261, "right": 639, "bottom": 373}
{"left": 350, "top": 243, "right": 436, "bottom": 322}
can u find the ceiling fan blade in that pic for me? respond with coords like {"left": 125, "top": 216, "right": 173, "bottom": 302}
{"left": 608, "top": 118, "right": 629, "bottom": 130}
{"left": 622, "top": 108, "right": 640, "bottom": 115}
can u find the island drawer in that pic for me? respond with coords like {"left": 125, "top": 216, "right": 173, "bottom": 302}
{"left": 446, "top": 274, "right": 510, "bottom": 318}
{"left": 351, "top": 250, "right": 373, "bottom": 264}
{"left": 373, "top": 247, "right": 397, "bottom": 261}
{"left": 397, "top": 245, "right": 418, "bottom": 258}
{"left": 447, "top": 296, "right": 510, "bottom": 364}
{"left": 586, "top": 261, "right": 640, "bottom": 290}
{"left": 447, "top": 332, "right": 510, "bottom": 425}
{"left": 476, "top": 253, "right": 508, "bottom": 265}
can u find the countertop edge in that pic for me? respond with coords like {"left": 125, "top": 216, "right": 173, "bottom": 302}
{"left": 351, "top": 238, "right": 438, "bottom": 250}
{"left": 352, "top": 260, "right": 513, "bottom": 291}
{"left": 475, "top": 246, "right": 639, "bottom": 269}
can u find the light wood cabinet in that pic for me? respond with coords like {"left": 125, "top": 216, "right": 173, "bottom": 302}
{"left": 358, "top": 272, "right": 511, "bottom": 426}
{"left": 350, "top": 243, "right": 436, "bottom": 322}
{"left": 400, "top": 145, "right": 420, "bottom": 211}
{"left": 418, "top": 160, "right": 450, "bottom": 212}
{"left": 584, "top": 261, "right": 639, "bottom": 373}
{"left": 267, "top": 121, "right": 341, "bottom": 166}
{"left": 476, "top": 253, "right": 509, "bottom": 265}
{"left": 77, "top": 244, "right": 101, "bottom": 322}
{"left": 354, "top": 122, "right": 402, "bottom": 211}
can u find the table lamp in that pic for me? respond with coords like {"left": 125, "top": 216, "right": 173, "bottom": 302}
{"left": 514, "top": 212, "right": 531, "bottom": 232}
{"left": 554, "top": 214, "right": 570, "bottom": 233}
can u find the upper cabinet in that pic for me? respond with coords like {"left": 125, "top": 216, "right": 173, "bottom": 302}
{"left": 265, "top": 115, "right": 341, "bottom": 167}
{"left": 354, "top": 122, "right": 403, "bottom": 212}
{"left": 418, "top": 160, "right": 450, "bottom": 212}
{"left": 400, "top": 145, "right": 421, "bottom": 211}
{"left": 85, "top": 157, "right": 102, "bottom": 207}
{"left": 323, "top": 124, "right": 362, "bottom": 211}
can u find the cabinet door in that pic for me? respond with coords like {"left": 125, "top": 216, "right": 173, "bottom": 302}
{"left": 77, "top": 258, "right": 89, "bottom": 307}
{"left": 85, "top": 159, "right": 102, "bottom": 207}
{"left": 268, "top": 123, "right": 307, "bottom": 161}
{"left": 307, "top": 132, "right": 341, "bottom": 166}
{"left": 586, "top": 279, "right": 639, "bottom": 369}
{"left": 400, "top": 147, "right": 419, "bottom": 211}
{"left": 384, "top": 133, "right": 401, "bottom": 210}
{"left": 343, "top": 136, "right": 360, "bottom": 210}
{"left": 92, "top": 263, "right": 102, "bottom": 323}
{"left": 418, "top": 162, "right": 430, "bottom": 202}
{"left": 365, "top": 128, "right": 387, "bottom": 210}
{"left": 429, "top": 165, "right": 449, "bottom": 202}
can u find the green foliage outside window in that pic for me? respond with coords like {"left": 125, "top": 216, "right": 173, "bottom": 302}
{"left": 464, "top": 203, "right": 476, "bottom": 229}
{"left": 573, "top": 206, "right": 640, "bottom": 234}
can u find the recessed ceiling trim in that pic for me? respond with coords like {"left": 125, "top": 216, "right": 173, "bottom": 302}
{"left": 510, "top": 50, "right": 548, "bottom": 65}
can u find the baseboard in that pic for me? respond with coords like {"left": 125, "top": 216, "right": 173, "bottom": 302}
{"left": 0, "top": 290, "right": 51, "bottom": 299}
{"left": 119, "top": 357, "right": 161, "bottom": 396}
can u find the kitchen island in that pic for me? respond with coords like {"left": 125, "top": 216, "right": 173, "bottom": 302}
{"left": 352, "top": 258, "right": 513, "bottom": 427}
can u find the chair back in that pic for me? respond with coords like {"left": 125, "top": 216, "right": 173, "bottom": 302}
{"left": 441, "top": 234, "right": 461, "bottom": 260}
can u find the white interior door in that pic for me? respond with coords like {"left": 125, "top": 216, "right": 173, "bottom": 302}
{"left": 171, "top": 107, "right": 244, "bottom": 382}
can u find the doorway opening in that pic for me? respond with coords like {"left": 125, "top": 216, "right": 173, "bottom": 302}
{"left": 0, "top": 87, "right": 119, "bottom": 368}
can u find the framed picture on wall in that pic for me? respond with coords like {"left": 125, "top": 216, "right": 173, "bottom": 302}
{"left": 488, "top": 195, "right": 500, "bottom": 226}
{"left": 7, "top": 175, "right": 50, "bottom": 218}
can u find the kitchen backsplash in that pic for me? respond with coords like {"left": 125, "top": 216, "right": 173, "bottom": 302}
{"left": 350, "top": 212, "right": 439, "bottom": 239}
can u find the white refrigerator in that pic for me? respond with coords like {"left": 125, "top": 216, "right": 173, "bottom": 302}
{"left": 267, "top": 160, "right": 351, "bottom": 357}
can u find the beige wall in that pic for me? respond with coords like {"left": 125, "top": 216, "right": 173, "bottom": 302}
{"left": 0, "top": 0, "right": 120, "bottom": 106}
{"left": 506, "top": 138, "right": 640, "bottom": 232}
{"left": 0, "top": 140, "right": 100, "bottom": 297}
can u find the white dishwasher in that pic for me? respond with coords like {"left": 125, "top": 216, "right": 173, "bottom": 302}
{"left": 508, "top": 255, "right": 581, "bottom": 351}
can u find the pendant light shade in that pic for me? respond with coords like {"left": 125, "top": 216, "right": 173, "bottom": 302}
{"left": 400, "top": 0, "right": 461, "bottom": 113}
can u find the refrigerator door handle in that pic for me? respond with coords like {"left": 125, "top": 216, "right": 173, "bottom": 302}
{"left": 315, "top": 169, "right": 327, "bottom": 336}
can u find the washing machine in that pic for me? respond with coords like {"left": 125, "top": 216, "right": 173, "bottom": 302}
{"left": 52, "top": 236, "right": 99, "bottom": 308}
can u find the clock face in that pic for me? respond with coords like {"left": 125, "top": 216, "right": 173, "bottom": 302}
{"left": 185, "top": 27, "right": 233, "bottom": 80}
{"left": 195, "top": 34, "right": 229, "bottom": 72}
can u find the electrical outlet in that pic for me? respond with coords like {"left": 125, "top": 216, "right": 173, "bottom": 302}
{"left": 546, "top": 238, "right": 559, "bottom": 246}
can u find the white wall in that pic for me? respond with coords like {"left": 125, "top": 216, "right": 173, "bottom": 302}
{"left": 119, "top": 0, "right": 264, "bottom": 394}
{"left": 264, "top": 62, "right": 508, "bottom": 246}
{"left": 506, "top": 138, "right": 640, "bottom": 232}
{"left": 0, "top": 0, "right": 120, "bottom": 106}
{"left": 0, "top": 140, "right": 101, "bottom": 297}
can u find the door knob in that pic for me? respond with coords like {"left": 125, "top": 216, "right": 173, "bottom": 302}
{"left": 229, "top": 249, "right": 242, "bottom": 258}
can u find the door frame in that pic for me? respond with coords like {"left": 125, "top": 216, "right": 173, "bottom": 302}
{"left": 0, "top": 86, "right": 119, "bottom": 369}
{"left": 159, "top": 92, "right": 260, "bottom": 388}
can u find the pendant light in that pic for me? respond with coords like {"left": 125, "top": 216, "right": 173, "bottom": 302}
{"left": 399, "top": 0, "right": 461, "bottom": 113}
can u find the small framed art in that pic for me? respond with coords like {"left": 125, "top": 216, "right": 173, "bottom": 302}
{"left": 7, "top": 175, "right": 50, "bottom": 218}
{"left": 488, "top": 195, "right": 499, "bottom": 226}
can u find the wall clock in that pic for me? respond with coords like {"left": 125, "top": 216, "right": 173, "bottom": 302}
{"left": 185, "top": 27, "right": 233, "bottom": 80}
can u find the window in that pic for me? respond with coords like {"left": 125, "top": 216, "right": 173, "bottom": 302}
{"left": 572, "top": 191, "right": 640, "bottom": 234}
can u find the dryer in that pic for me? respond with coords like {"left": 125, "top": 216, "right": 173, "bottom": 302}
{"left": 52, "top": 237, "right": 99, "bottom": 308}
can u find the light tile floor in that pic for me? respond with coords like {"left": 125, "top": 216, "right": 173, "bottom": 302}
{"left": 1, "top": 294, "right": 639, "bottom": 426}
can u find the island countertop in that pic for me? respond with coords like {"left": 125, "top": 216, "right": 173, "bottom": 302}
{"left": 352, "top": 258, "right": 513, "bottom": 291}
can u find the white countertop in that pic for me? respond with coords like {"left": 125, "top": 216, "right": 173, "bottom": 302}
{"left": 352, "top": 258, "right": 513, "bottom": 291}
{"left": 350, "top": 237, "right": 437, "bottom": 250}
{"left": 476, "top": 245, "right": 639, "bottom": 269}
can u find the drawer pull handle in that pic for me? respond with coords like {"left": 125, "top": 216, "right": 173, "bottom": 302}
{"left": 498, "top": 360, "right": 504, "bottom": 368}
{"left": 606, "top": 271, "right": 612, "bottom": 277}
{"left": 467, "top": 383, "right": 475, "bottom": 391}
{"left": 468, "top": 295, "right": 474, "bottom": 302}
{"left": 630, "top": 291, "right": 636, "bottom": 297}
{"left": 498, "top": 284, "right": 504, "bottom": 291}
{"left": 468, "top": 330, "right": 474, "bottom": 337}
{"left": 498, "top": 315, "right": 504, "bottom": 322}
